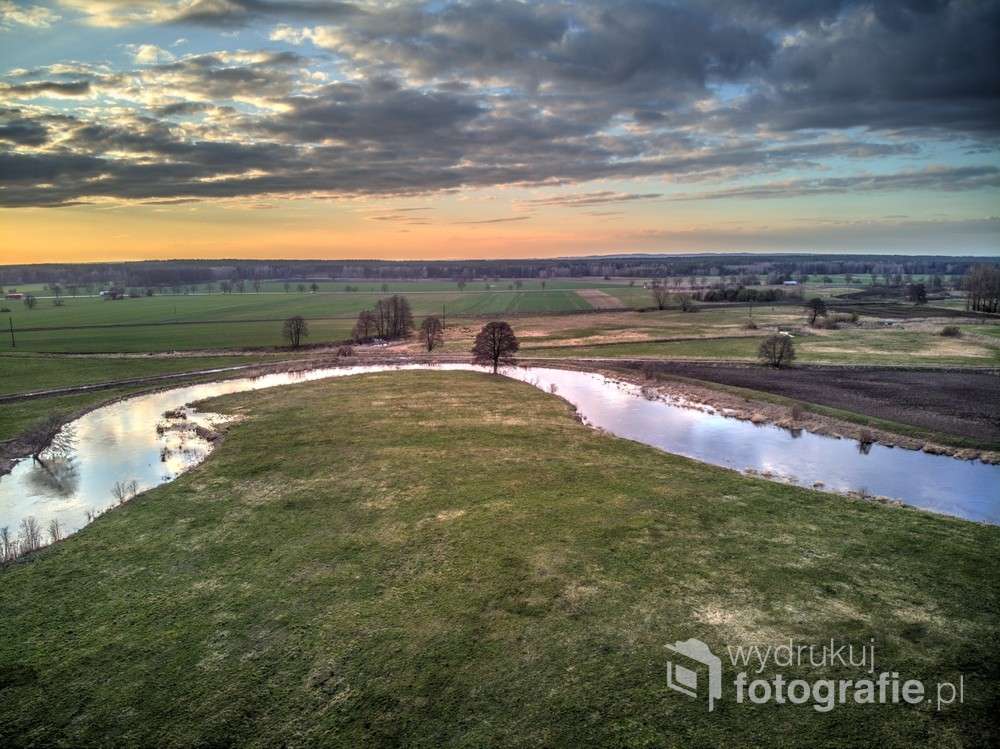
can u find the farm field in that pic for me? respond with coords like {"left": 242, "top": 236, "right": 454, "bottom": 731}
{"left": 7, "top": 290, "right": 995, "bottom": 362}
{"left": 1, "top": 288, "right": 614, "bottom": 352}
{"left": 1, "top": 371, "right": 997, "bottom": 747}
{"left": 523, "top": 331, "right": 1000, "bottom": 366}
{"left": 3, "top": 318, "right": 360, "bottom": 353}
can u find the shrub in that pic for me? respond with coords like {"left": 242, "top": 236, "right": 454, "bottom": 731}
{"left": 940, "top": 326, "right": 961, "bottom": 338}
{"left": 337, "top": 345, "right": 355, "bottom": 356}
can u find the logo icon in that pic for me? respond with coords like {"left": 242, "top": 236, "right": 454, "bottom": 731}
{"left": 665, "top": 638, "right": 722, "bottom": 711}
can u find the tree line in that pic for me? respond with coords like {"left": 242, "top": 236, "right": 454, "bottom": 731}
{"left": 3, "top": 254, "right": 995, "bottom": 289}
{"left": 963, "top": 265, "right": 1000, "bottom": 313}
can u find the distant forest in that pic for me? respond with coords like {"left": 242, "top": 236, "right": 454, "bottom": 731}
{"left": 1, "top": 254, "right": 997, "bottom": 288}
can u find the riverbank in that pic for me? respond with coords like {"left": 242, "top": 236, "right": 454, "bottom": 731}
{"left": 2, "top": 370, "right": 997, "bottom": 746}
{"left": 0, "top": 356, "right": 349, "bottom": 477}
{"left": 5, "top": 353, "right": 999, "bottom": 480}
{"left": 582, "top": 363, "right": 1000, "bottom": 464}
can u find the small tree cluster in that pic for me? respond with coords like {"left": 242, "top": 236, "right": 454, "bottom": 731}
{"left": 963, "top": 265, "right": 1000, "bottom": 313}
{"left": 353, "top": 295, "right": 414, "bottom": 341}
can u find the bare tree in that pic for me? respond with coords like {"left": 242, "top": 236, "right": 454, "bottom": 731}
{"left": 472, "top": 321, "right": 519, "bottom": 373}
{"left": 677, "top": 293, "right": 697, "bottom": 312}
{"left": 352, "top": 309, "right": 377, "bottom": 342}
{"left": 758, "top": 334, "right": 796, "bottom": 368}
{"left": 24, "top": 415, "right": 69, "bottom": 462}
{"left": 23, "top": 294, "right": 37, "bottom": 310}
{"left": 18, "top": 516, "right": 42, "bottom": 554}
{"left": 282, "top": 315, "right": 309, "bottom": 347}
{"left": 47, "top": 518, "right": 63, "bottom": 544}
{"left": 650, "top": 284, "right": 669, "bottom": 310}
{"left": 1, "top": 526, "right": 13, "bottom": 562}
{"left": 111, "top": 481, "right": 129, "bottom": 504}
{"left": 804, "top": 297, "right": 827, "bottom": 325}
{"left": 111, "top": 479, "right": 139, "bottom": 505}
{"left": 906, "top": 283, "right": 927, "bottom": 305}
{"left": 420, "top": 315, "right": 444, "bottom": 351}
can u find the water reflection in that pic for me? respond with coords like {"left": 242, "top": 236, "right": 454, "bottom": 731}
{"left": 1, "top": 364, "right": 998, "bottom": 551}
{"left": 25, "top": 456, "right": 80, "bottom": 498}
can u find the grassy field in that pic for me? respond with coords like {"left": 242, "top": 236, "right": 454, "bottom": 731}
{"left": 1, "top": 371, "right": 996, "bottom": 747}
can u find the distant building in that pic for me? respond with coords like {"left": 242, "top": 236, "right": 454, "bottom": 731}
{"left": 5, "top": 292, "right": 24, "bottom": 300}
{"left": 782, "top": 280, "right": 799, "bottom": 286}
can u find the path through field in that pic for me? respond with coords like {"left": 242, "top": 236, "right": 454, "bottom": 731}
{"left": 575, "top": 288, "right": 625, "bottom": 309}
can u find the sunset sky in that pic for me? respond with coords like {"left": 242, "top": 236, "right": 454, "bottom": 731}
{"left": 1, "top": 0, "right": 997, "bottom": 262}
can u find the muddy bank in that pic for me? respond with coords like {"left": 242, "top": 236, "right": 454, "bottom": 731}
{"left": 560, "top": 362, "right": 1000, "bottom": 464}
{"left": 602, "top": 360, "right": 1000, "bottom": 446}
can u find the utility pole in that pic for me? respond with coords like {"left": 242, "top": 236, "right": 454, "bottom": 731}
{"left": 8, "top": 317, "right": 14, "bottom": 348}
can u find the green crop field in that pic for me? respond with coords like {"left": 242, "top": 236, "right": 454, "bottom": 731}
{"left": 2, "top": 371, "right": 996, "bottom": 747}
{"left": 0, "top": 288, "right": 604, "bottom": 353}
{"left": 443, "top": 289, "right": 594, "bottom": 315}
{"left": 0, "top": 354, "right": 265, "bottom": 396}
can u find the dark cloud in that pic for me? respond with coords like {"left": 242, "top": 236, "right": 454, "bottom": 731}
{"left": 0, "top": 114, "right": 49, "bottom": 145}
{"left": 724, "top": 0, "right": 1000, "bottom": 134}
{"left": 0, "top": 0, "right": 996, "bottom": 208}
{"left": 0, "top": 79, "right": 91, "bottom": 97}
{"left": 261, "top": 81, "right": 485, "bottom": 143}
{"left": 170, "top": 0, "right": 362, "bottom": 26}
{"left": 312, "top": 0, "right": 773, "bottom": 96}
{"left": 521, "top": 191, "right": 663, "bottom": 208}
{"left": 669, "top": 166, "right": 1000, "bottom": 201}
{"left": 455, "top": 216, "right": 531, "bottom": 224}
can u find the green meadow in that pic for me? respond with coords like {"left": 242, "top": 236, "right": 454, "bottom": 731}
{"left": 1, "top": 372, "right": 996, "bottom": 747}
